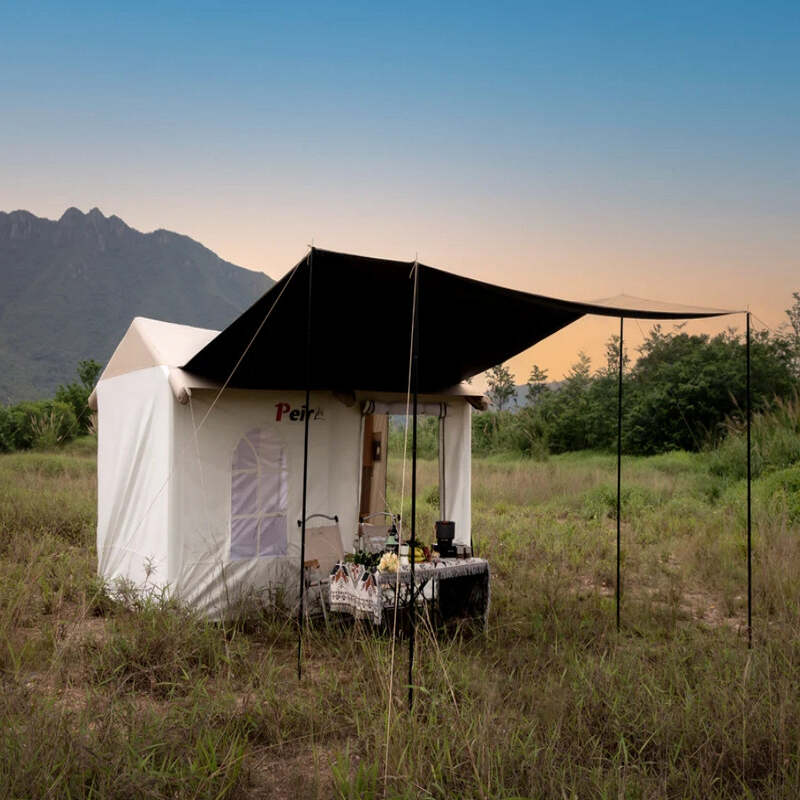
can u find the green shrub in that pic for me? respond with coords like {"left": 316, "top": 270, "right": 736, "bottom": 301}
{"left": 423, "top": 484, "right": 440, "bottom": 507}
{"left": 710, "top": 394, "right": 800, "bottom": 480}
{"left": 758, "top": 465, "right": 800, "bottom": 522}
{"left": 581, "top": 483, "right": 661, "bottom": 520}
{"left": 471, "top": 411, "right": 498, "bottom": 455}
{"left": 388, "top": 415, "right": 438, "bottom": 459}
{"left": 0, "top": 360, "right": 101, "bottom": 453}
{"left": 5, "top": 400, "right": 78, "bottom": 450}
{"left": 471, "top": 409, "right": 549, "bottom": 459}
{"left": 54, "top": 358, "right": 102, "bottom": 436}
{"left": 0, "top": 407, "right": 14, "bottom": 453}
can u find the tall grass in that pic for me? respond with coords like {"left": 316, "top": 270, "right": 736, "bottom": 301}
{"left": 0, "top": 429, "right": 799, "bottom": 798}
{"left": 710, "top": 393, "right": 800, "bottom": 480}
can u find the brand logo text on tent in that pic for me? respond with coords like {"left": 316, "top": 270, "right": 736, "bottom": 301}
{"left": 274, "top": 403, "right": 325, "bottom": 422}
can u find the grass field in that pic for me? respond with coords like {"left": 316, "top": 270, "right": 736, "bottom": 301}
{"left": 1, "top": 434, "right": 799, "bottom": 798}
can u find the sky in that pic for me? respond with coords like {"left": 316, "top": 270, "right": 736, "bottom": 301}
{"left": 1, "top": 1, "right": 798, "bottom": 383}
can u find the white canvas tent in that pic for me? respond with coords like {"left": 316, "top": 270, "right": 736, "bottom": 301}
{"left": 90, "top": 317, "right": 477, "bottom": 619}
{"left": 89, "top": 248, "right": 738, "bottom": 640}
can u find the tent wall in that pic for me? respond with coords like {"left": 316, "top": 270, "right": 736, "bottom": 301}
{"left": 96, "top": 370, "right": 473, "bottom": 619}
{"left": 444, "top": 401, "right": 471, "bottom": 546}
{"left": 96, "top": 366, "right": 173, "bottom": 592}
{"left": 170, "top": 389, "right": 362, "bottom": 618}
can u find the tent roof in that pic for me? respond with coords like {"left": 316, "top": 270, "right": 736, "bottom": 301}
{"left": 89, "top": 314, "right": 488, "bottom": 410}
{"left": 582, "top": 293, "right": 734, "bottom": 318}
{"left": 183, "top": 248, "right": 738, "bottom": 394}
{"left": 88, "top": 317, "right": 221, "bottom": 410}
{"left": 98, "top": 317, "right": 219, "bottom": 381}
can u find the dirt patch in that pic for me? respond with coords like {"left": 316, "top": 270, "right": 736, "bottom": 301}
{"left": 573, "top": 575, "right": 746, "bottom": 631}
{"left": 243, "top": 741, "right": 341, "bottom": 799}
{"left": 575, "top": 574, "right": 614, "bottom": 597}
{"left": 677, "top": 590, "right": 745, "bottom": 631}
{"left": 56, "top": 611, "right": 109, "bottom": 645}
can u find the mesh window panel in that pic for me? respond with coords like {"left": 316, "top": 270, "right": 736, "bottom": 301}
{"left": 230, "top": 428, "right": 288, "bottom": 560}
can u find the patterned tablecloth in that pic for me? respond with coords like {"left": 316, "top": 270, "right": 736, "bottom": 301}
{"left": 328, "top": 557, "right": 490, "bottom": 626}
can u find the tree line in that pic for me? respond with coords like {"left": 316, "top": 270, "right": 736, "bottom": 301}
{"left": 479, "top": 293, "right": 800, "bottom": 457}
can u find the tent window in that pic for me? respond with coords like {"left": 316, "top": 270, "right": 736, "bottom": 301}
{"left": 230, "top": 429, "right": 288, "bottom": 560}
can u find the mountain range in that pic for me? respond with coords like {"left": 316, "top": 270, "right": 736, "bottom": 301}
{"left": 0, "top": 208, "right": 273, "bottom": 401}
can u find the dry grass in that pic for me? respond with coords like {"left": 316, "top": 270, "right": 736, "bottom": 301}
{"left": 0, "top": 436, "right": 799, "bottom": 798}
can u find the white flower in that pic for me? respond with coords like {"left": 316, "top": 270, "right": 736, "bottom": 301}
{"left": 378, "top": 552, "right": 399, "bottom": 573}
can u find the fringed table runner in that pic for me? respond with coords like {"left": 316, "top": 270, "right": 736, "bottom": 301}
{"left": 329, "top": 557, "right": 490, "bottom": 626}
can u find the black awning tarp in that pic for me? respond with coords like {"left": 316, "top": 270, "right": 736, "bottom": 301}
{"left": 183, "top": 248, "right": 735, "bottom": 393}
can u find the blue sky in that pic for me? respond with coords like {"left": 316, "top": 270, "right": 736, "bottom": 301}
{"left": 1, "top": 1, "right": 798, "bottom": 377}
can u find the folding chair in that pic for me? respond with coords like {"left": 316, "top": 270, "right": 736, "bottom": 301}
{"left": 298, "top": 513, "right": 343, "bottom": 622}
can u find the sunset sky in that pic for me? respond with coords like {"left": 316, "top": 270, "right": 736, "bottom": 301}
{"left": 2, "top": 1, "right": 798, "bottom": 382}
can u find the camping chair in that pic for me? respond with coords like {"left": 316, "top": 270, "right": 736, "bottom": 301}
{"left": 358, "top": 512, "right": 399, "bottom": 554}
{"left": 298, "top": 514, "right": 343, "bottom": 622}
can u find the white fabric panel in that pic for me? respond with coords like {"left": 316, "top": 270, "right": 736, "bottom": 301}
{"left": 443, "top": 401, "right": 471, "bottom": 546}
{"left": 96, "top": 366, "right": 173, "bottom": 591}
{"left": 170, "top": 390, "right": 362, "bottom": 618}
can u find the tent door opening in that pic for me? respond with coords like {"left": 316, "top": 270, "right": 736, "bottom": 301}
{"left": 359, "top": 414, "right": 388, "bottom": 519}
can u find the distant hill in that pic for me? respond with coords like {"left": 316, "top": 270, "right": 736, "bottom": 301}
{"left": 0, "top": 207, "right": 274, "bottom": 401}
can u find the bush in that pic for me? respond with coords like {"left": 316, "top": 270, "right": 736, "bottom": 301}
{"left": 623, "top": 327, "right": 796, "bottom": 455}
{"left": 710, "top": 394, "right": 800, "bottom": 480}
{"left": 0, "top": 359, "right": 99, "bottom": 452}
{"left": 0, "top": 407, "right": 14, "bottom": 453}
{"left": 4, "top": 400, "right": 78, "bottom": 450}
{"left": 758, "top": 465, "right": 800, "bottom": 522}
{"left": 54, "top": 358, "right": 102, "bottom": 435}
{"left": 471, "top": 411, "right": 498, "bottom": 455}
{"left": 388, "top": 415, "right": 438, "bottom": 459}
{"left": 470, "top": 410, "right": 549, "bottom": 459}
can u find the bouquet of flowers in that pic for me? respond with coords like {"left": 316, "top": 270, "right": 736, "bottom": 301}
{"left": 378, "top": 552, "right": 399, "bottom": 573}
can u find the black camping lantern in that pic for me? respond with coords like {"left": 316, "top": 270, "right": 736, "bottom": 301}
{"left": 435, "top": 520, "right": 456, "bottom": 557}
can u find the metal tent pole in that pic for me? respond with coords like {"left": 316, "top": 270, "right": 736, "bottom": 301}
{"left": 616, "top": 316, "right": 624, "bottom": 632}
{"left": 408, "top": 264, "right": 420, "bottom": 711}
{"left": 297, "top": 250, "right": 313, "bottom": 680}
{"left": 438, "top": 411, "right": 446, "bottom": 522}
{"left": 746, "top": 311, "right": 752, "bottom": 648}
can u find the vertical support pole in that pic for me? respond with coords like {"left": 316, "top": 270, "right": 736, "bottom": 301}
{"left": 746, "top": 311, "right": 752, "bottom": 648}
{"left": 297, "top": 250, "right": 313, "bottom": 680}
{"left": 616, "top": 316, "right": 624, "bottom": 632}
{"left": 438, "top": 410, "right": 446, "bottom": 521}
{"left": 408, "top": 263, "right": 420, "bottom": 712}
